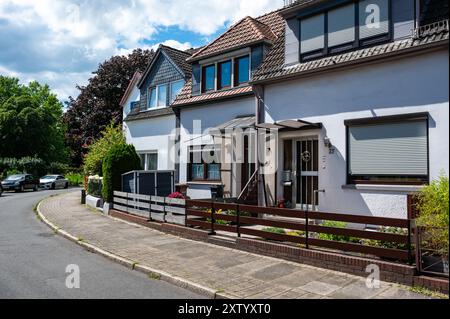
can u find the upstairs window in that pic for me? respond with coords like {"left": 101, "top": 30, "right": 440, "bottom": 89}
{"left": 157, "top": 84, "right": 168, "bottom": 107}
{"left": 235, "top": 55, "right": 250, "bottom": 86}
{"left": 170, "top": 80, "right": 185, "bottom": 103}
{"left": 148, "top": 87, "right": 157, "bottom": 109}
{"left": 300, "top": 14, "right": 325, "bottom": 56}
{"left": 299, "top": 0, "right": 391, "bottom": 62}
{"left": 218, "top": 60, "right": 232, "bottom": 89}
{"left": 202, "top": 64, "right": 216, "bottom": 92}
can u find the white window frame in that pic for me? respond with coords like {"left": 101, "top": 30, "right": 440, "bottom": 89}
{"left": 139, "top": 152, "right": 159, "bottom": 171}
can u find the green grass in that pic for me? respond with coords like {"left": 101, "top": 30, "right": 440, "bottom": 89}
{"left": 409, "top": 286, "right": 449, "bottom": 299}
{"left": 148, "top": 272, "right": 161, "bottom": 280}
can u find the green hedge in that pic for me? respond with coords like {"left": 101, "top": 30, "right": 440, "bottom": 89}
{"left": 88, "top": 177, "right": 103, "bottom": 198}
{"left": 102, "top": 144, "right": 141, "bottom": 203}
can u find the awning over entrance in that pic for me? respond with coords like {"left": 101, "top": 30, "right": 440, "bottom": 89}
{"left": 256, "top": 119, "right": 322, "bottom": 131}
{"left": 210, "top": 116, "right": 256, "bottom": 136}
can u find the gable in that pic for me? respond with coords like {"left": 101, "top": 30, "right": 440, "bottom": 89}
{"left": 140, "top": 52, "right": 184, "bottom": 91}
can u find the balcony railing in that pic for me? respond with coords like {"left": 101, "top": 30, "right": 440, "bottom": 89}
{"left": 413, "top": 19, "right": 449, "bottom": 39}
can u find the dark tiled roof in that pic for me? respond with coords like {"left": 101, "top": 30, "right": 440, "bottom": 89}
{"left": 187, "top": 16, "right": 279, "bottom": 62}
{"left": 124, "top": 106, "right": 176, "bottom": 122}
{"left": 161, "top": 45, "right": 192, "bottom": 76}
{"left": 120, "top": 71, "right": 142, "bottom": 107}
{"left": 173, "top": 10, "right": 284, "bottom": 107}
{"left": 252, "top": 22, "right": 449, "bottom": 83}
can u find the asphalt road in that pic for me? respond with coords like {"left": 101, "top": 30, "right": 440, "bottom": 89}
{"left": 0, "top": 188, "right": 201, "bottom": 299}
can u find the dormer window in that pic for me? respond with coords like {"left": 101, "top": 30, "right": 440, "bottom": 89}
{"left": 202, "top": 64, "right": 216, "bottom": 92}
{"left": 218, "top": 60, "right": 232, "bottom": 89}
{"left": 147, "top": 80, "right": 185, "bottom": 110}
{"left": 235, "top": 55, "right": 250, "bottom": 86}
{"left": 299, "top": 0, "right": 391, "bottom": 62}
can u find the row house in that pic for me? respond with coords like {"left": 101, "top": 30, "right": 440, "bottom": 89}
{"left": 122, "top": 0, "right": 449, "bottom": 219}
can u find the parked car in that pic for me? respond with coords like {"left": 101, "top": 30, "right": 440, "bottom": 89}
{"left": 40, "top": 175, "right": 69, "bottom": 190}
{"left": 1, "top": 174, "right": 39, "bottom": 192}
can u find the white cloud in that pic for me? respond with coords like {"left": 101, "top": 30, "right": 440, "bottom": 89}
{"left": 0, "top": 0, "right": 282, "bottom": 101}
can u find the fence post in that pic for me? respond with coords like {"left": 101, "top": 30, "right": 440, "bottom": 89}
{"left": 126, "top": 192, "right": 129, "bottom": 214}
{"left": 415, "top": 226, "right": 422, "bottom": 274}
{"left": 163, "top": 197, "right": 167, "bottom": 223}
{"left": 305, "top": 210, "right": 309, "bottom": 249}
{"left": 236, "top": 204, "right": 241, "bottom": 238}
{"left": 209, "top": 200, "right": 216, "bottom": 236}
{"left": 185, "top": 200, "right": 188, "bottom": 227}
{"left": 407, "top": 219, "right": 413, "bottom": 265}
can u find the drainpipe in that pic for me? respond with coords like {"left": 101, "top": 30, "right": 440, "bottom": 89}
{"left": 254, "top": 85, "right": 266, "bottom": 206}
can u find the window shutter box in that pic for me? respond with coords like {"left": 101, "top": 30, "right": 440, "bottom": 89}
{"left": 349, "top": 121, "right": 428, "bottom": 176}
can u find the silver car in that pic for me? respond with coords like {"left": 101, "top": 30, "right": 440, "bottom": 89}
{"left": 40, "top": 175, "right": 69, "bottom": 190}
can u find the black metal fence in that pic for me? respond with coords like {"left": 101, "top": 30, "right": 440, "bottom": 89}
{"left": 121, "top": 170, "right": 175, "bottom": 197}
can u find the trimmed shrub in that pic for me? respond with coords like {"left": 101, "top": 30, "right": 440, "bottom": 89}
{"left": 317, "top": 221, "right": 360, "bottom": 243}
{"left": 66, "top": 173, "right": 84, "bottom": 187}
{"left": 102, "top": 143, "right": 141, "bottom": 203}
{"left": 415, "top": 174, "right": 449, "bottom": 257}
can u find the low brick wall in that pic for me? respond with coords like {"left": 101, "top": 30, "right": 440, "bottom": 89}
{"left": 109, "top": 209, "right": 449, "bottom": 294}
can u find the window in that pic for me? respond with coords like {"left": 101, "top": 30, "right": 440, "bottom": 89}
{"left": 170, "top": 80, "right": 185, "bottom": 103}
{"left": 299, "top": 0, "right": 391, "bottom": 62}
{"left": 328, "top": 3, "right": 356, "bottom": 48}
{"left": 157, "top": 84, "right": 167, "bottom": 107}
{"left": 189, "top": 146, "right": 221, "bottom": 181}
{"left": 359, "top": 0, "right": 390, "bottom": 41}
{"left": 300, "top": 14, "right": 325, "bottom": 54}
{"left": 346, "top": 114, "right": 429, "bottom": 185}
{"left": 139, "top": 153, "right": 158, "bottom": 171}
{"left": 148, "top": 87, "right": 157, "bottom": 109}
{"left": 202, "top": 64, "right": 215, "bottom": 92}
{"left": 218, "top": 60, "right": 232, "bottom": 89}
{"left": 234, "top": 56, "right": 250, "bottom": 86}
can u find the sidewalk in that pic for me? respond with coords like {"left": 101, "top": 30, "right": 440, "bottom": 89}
{"left": 38, "top": 191, "right": 430, "bottom": 299}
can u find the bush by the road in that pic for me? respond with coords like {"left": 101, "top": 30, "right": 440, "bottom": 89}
{"left": 102, "top": 143, "right": 141, "bottom": 203}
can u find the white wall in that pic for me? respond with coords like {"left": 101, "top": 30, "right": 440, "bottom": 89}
{"left": 179, "top": 97, "right": 255, "bottom": 199}
{"left": 124, "top": 115, "right": 177, "bottom": 171}
{"left": 263, "top": 49, "right": 449, "bottom": 218}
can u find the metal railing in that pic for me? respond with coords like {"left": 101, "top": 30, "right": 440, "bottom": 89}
{"left": 413, "top": 19, "right": 449, "bottom": 39}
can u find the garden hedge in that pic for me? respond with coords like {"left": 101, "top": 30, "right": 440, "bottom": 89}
{"left": 101, "top": 143, "right": 141, "bottom": 203}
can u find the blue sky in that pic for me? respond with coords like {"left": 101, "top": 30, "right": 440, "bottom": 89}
{"left": 0, "top": 0, "right": 282, "bottom": 101}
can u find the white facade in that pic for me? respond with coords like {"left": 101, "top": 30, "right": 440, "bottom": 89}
{"left": 124, "top": 115, "right": 177, "bottom": 171}
{"left": 262, "top": 49, "right": 449, "bottom": 218}
{"left": 179, "top": 97, "right": 255, "bottom": 199}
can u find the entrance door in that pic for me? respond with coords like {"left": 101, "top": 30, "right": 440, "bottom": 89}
{"left": 296, "top": 138, "right": 319, "bottom": 210}
{"left": 241, "top": 135, "right": 256, "bottom": 189}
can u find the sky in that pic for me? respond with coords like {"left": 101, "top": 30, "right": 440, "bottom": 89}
{"left": 0, "top": 0, "right": 283, "bottom": 102}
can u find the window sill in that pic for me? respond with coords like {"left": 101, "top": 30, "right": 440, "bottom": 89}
{"left": 342, "top": 184, "right": 425, "bottom": 193}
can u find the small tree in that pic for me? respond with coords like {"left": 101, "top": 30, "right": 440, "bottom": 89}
{"left": 83, "top": 124, "right": 126, "bottom": 176}
{"left": 102, "top": 143, "right": 141, "bottom": 203}
{"left": 415, "top": 174, "right": 449, "bottom": 257}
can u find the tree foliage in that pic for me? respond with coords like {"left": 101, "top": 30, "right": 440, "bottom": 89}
{"left": 63, "top": 49, "right": 154, "bottom": 167}
{"left": 102, "top": 143, "right": 141, "bottom": 203}
{"left": 83, "top": 124, "right": 126, "bottom": 176}
{"left": 0, "top": 76, "right": 68, "bottom": 163}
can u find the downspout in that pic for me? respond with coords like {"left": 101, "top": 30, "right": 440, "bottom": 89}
{"left": 254, "top": 84, "right": 267, "bottom": 206}
{"left": 174, "top": 107, "right": 181, "bottom": 185}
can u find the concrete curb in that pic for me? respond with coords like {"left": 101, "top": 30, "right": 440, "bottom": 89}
{"left": 36, "top": 198, "right": 225, "bottom": 299}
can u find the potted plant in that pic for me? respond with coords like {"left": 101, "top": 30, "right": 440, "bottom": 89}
{"left": 415, "top": 174, "right": 449, "bottom": 275}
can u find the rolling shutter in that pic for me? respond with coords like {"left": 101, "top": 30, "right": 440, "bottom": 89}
{"left": 300, "top": 13, "right": 325, "bottom": 53}
{"left": 349, "top": 121, "right": 428, "bottom": 176}
{"left": 328, "top": 3, "right": 356, "bottom": 47}
{"left": 359, "top": 0, "right": 390, "bottom": 39}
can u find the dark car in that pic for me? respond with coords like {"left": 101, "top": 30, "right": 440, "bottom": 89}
{"left": 1, "top": 174, "right": 39, "bottom": 192}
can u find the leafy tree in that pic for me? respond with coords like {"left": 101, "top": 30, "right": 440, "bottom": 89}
{"left": 102, "top": 143, "right": 141, "bottom": 202}
{"left": 83, "top": 124, "right": 126, "bottom": 176}
{"left": 63, "top": 49, "right": 154, "bottom": 166}
{"left": 0, "top": 78, "right": 68, "bottom": 163}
